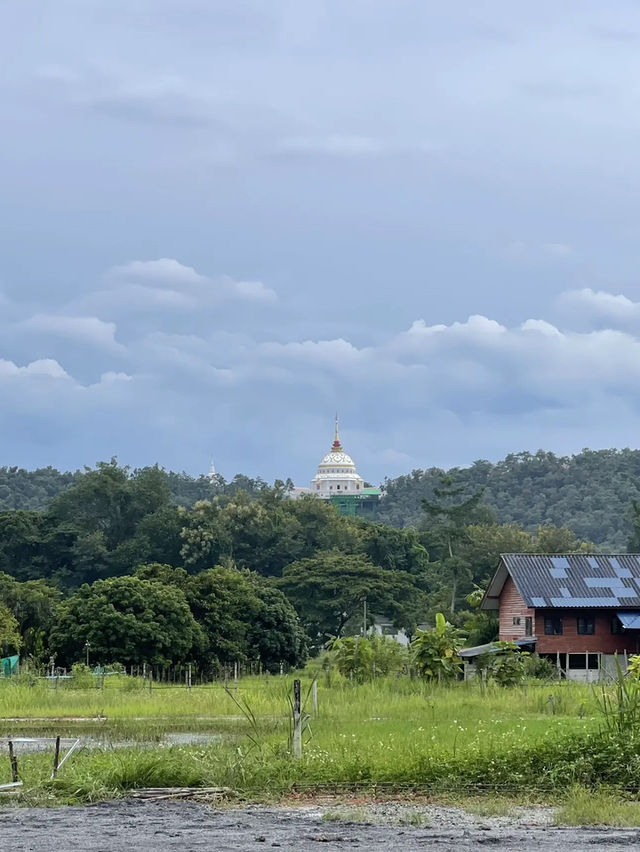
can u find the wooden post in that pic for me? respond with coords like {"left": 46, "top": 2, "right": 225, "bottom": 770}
{"left": 143, "top": 662, "right": 147, "bottom": 679}
{"left": 312, "top": 679, "right": 318, "bottom": 718}
{"left": 293, "top": 679, "right": 302, "bottom": 759}
{"left": 52, "top": 736, "right": 61, "bottom": 779}
{"left": 149, "top": 671, "right": 153, "bottom": 694}
{"left": 187, "top": 664, "right": 192, "bottom": 689}
{"left": 234, "top": 661, "right": 239, "bottom": 694}
{"left": 8, "top": 741, "right": 18, "bottom": 783}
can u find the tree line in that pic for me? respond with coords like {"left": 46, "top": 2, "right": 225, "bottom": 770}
{"left": 0, "top": 458, "right": 629, "bottom": 670}
{"left": 3, "top": 447, "right": 640, "bottom": 548}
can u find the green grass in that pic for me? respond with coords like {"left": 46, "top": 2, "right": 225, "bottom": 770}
{"left": 554, "top": 786, "right": 640, "bottom": 827}
{"left": 0, "top": 676, "right": 628, "bottom": 806}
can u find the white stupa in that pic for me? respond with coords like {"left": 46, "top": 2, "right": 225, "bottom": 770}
{"left": 310, "top": 416, "right": 365, "bottom": 498}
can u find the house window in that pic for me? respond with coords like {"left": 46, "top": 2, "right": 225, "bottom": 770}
{"left": 512, "top": 617, "right": 521, "bottom": 626}
{"left": 544, "top": 615, "right": 563, "bottom": 635}
{"left": 577, "top": 615, "right": 595, "bottom": 635}
{"left": 336, "top": 484, "right": 340, "bottom": 490}
{"left": 525, "top": 616, "right": 533, "bottom": 637}
{"left": 611, "top": 617, "right": 622, "bottom": 635}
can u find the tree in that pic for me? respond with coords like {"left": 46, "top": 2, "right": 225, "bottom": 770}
{"left": 535, "top": 525, "right": 593, "bottom": 554}
{"left": 0, "top": 604, "right": 21, "bottom": 656}
{"left": 279, "top": 552, "right": 419, "bottom": 645}
{"left": 140, "top": 563, "right": 308, "bottom": 673}
{"left": 49, "top": 576, "right": 201, "bottom": 666}
{"left": 412, "top": 612, "right": 465, "bottom": 681}
{"left": 421, "top": 476, "right": 487, "bottom": 614}
{"left": 0, "top": 572, "right": 60, "bottom": 662}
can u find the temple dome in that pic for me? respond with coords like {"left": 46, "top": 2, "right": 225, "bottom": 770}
{"left": 311, "top": 417, "right": 364, "bottom": 496}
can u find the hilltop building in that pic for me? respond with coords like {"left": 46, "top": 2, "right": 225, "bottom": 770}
{"left": 309, "top": 417, "right": 380, "bottom": 516}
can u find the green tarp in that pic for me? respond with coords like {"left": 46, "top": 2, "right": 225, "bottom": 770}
{"left": 1, "top": 655, "right": 19, "bottom": 677}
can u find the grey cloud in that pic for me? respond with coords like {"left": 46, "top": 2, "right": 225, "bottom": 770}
{"left": 19, "top": 315, "right": 124, "bottom": 351}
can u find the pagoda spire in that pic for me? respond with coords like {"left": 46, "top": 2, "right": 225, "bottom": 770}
{"left": 332, "top": 413, "right": 342, "bottom": 451}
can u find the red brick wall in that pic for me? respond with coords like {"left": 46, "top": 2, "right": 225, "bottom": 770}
{"left": 535, "top": 612, "right": 640, "bottom": 655}
{"left": 499, "top": 576, "right": 536, "bottom": 641}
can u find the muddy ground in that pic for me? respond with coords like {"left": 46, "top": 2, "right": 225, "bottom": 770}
{"left": 2, "top": 800, "right": 640, "bottom": 851}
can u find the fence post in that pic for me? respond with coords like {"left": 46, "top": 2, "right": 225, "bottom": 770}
{"left": 149, "top": 671, "right": 153, "bottom": 694}
{"left": 52, "top": 736, "right": 61, "bottom": 779}
{"left": 293, "top": 679, "right": 302, "bottom": 759}
{"left": 8, "top": 741, "right": 18, "bottom": 783}
{"left": 187, "top": 664, "right": 192, "bottom": 689}
{"left": 234, "top": 661, "right": 239, "bottom": 694}
{"left": 312, "top": 679, "right": 318, "bottom": 718}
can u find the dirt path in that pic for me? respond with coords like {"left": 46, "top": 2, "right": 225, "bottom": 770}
{"left": 2, "top": 800, "right": 640, "bottom": 851}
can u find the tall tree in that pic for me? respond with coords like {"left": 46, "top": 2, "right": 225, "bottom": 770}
{"left": 50, "top": 576, "right": 201, "bottom": 666}
{"left": 279, "top": 552, "right": 420, "bottom": 645}
{"left": 421, "top": 476, "right": 487, "bottom": 615}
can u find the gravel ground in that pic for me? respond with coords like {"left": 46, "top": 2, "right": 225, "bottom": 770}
{"left": 2, "top": 800, "right": 640, "bottom": 851}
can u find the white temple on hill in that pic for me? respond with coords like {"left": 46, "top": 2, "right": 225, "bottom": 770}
{"left": 310, "top": 416, "right": 365, "bottom": 499}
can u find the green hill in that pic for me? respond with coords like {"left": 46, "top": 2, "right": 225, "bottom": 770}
{"left": 374, "top": 449, "right": 640, "bottom": 549}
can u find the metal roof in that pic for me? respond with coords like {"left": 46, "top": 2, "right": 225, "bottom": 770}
{"left": 484, "top": 554, "right": 640, "bottom": 610}
{"left": 460, "top": 638, "right": 536, "bottom": 658}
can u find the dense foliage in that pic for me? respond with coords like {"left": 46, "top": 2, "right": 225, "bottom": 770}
{"left": 0, "top": 453, "right": 630, "bottom": 670}
{"left": 376, "top": 448, "right": 640, "bottom": 547}
{"left": 4, "top": 447, "right": 640, "bottom": 548}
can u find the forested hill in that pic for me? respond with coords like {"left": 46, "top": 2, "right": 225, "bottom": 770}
{"left": 0, "top": 465, "right": 283, "bottom": 512}
{"left": 374, "top": 449, "right": 640, "bottom": 549}
{"left": 2, "top": 447, "right": 640, "bottom": 548}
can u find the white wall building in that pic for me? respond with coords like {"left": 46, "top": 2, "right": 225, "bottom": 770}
{"left": 311, "top": 417, "right": 365, "bottom": 498}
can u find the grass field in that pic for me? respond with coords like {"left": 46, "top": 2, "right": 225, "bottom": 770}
{"left": 0, "top": 674, "right": 616, "bottom": 806}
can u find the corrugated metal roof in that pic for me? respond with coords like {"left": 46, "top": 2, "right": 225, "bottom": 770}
{"left": 502, "top": 553, "right": 640, "bottom": 609}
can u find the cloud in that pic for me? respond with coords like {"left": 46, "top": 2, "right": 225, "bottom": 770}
{"left": 0, "top": 358, "right": 69, "bottom": 380}
{"left": 77, "top": 258, "right": 277, "bottom": 318}
{"left": 8, "top": 279, "right": 640, "bottom": 480}
{"left": 108, "top": 258, "right": 207, "bottom": 287}
{"left": 557, "top": 288, "right": 640, "bottom": 329}
{"left": 19, "top": 314, "right": 124, "bottom": 350}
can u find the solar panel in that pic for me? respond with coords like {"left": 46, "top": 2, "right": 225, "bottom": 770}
{"left": 550, "top": 567, "right": 568, "bottom": 578}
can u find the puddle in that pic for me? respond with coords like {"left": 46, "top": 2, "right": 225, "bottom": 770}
{"left": 0, "top": 731, "right": 224, "bottom": 754}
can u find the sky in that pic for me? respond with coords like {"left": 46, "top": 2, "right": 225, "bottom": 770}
{"left": 3, "top": 1, "right": 640, "bottom": 485}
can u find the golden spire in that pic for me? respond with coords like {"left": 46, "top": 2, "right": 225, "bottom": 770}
{"left": 332, "top": 413, "right": 342, "bottom": 451}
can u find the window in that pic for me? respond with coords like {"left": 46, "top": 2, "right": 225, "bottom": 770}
{"left": 525, "top": 616, "right": 533, "bottom": 637}
{"left": 544, "top": 615, "right": 563, "bottom": 635}
{"left": 336, "top": 484, "right": 340, "bottom": 490}
{"left": 512, "top": 616, "right": 521, "bottom": 626}
{"left": 577, "top": 615, "right": 595, "bottom": 635}
{"left": 611, "top": 617, "right": 622, "bottom": 635}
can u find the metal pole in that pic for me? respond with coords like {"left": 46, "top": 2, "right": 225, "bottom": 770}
{"left": 52, "top": 736, "right": 61, "bottom": 778}
{"left": 293, "top": 679, "right": 302, "bottom": 759}
{"left": 8, "top": 741, "right": 18, "bottom": 783}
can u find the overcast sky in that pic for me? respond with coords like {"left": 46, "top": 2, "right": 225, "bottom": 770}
{"left": 3, "top": 1, "right": 640, "bottom": 485}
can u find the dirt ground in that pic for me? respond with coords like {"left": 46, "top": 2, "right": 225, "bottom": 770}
{"left": 3, "top": 799, "right": 640, "bottom": 851}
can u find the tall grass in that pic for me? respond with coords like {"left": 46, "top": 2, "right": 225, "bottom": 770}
{"left": 0, "top": 676, "right": 622, "bottom": 804}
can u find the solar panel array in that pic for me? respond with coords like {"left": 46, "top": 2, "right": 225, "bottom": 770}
{"left": 501, "top": 553, "right": 640, "bottom": 609}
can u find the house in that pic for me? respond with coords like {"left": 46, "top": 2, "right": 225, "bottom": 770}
{"left": 368, "top": 614, "right": 428, "bottom": 647}
{"left": 479, "top": 553, "right": 640, "bottom": 682}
